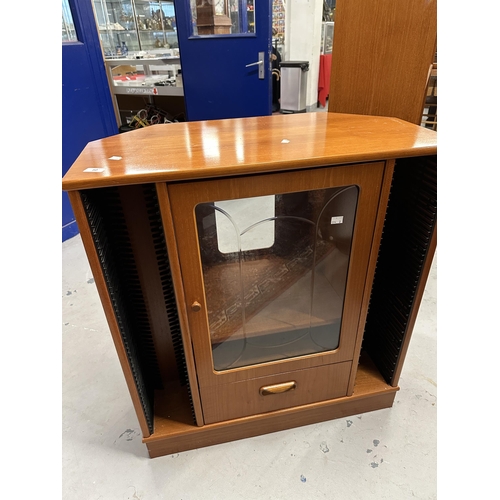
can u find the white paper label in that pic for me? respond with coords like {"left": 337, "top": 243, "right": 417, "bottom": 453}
{"left": 331, "top": 216, "right": 344, "bottom": 225}
{"left": 83, "top": 168, "right": 105, "bottom": 173}
{"left": 126, "top": 87, "right": 158, "bottom": 95}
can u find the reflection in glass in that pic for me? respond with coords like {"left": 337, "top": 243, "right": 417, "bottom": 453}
{"left": 190, "top": 0, "right": 255, "bottom": 36}
{"left": 229, "top": 0, "right": 241, "bottom": 33}
{"left": 246, "top": 0, "right": 255, "bottom": 34}
{"left": 62, "top": 0, "right": 78, "bottom": 42}
{"left": 195, "top": 186, "right": 359, "bottom": 371}
{"left": 215, "top": 196, "right": 274, "bottom": 253}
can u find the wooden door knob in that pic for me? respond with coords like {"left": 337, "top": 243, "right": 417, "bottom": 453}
{"left": 191, "top": 301, "right": 202, "bottom": 312}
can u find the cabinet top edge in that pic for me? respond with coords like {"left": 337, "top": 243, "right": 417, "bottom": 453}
{"left": 62, "top": 112, "right": 437, "bottom": 191}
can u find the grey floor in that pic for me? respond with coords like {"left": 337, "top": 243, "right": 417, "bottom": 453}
{"left": 62, "top": 230, "right": 437, "bottom": 499}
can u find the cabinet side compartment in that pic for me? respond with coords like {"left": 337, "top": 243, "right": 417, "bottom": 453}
{"left": 140, "top": 184, "right": 197, "bottom": 422}
{"left": 362, "top": 155, "right": 437, "bottom": 385}
{"left": 80, "top": 185, "right": 195, "bottom": 434}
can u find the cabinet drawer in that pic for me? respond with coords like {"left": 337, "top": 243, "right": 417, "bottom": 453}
{"left": 202, "top": 361, "right": 352, "bottom": 424}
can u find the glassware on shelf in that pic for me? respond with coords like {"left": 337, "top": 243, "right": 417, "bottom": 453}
{"left": 93, "top": 0, "right": 179, "bottom": 57}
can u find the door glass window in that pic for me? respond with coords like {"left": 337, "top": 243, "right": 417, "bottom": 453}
{"left": 190, "top": 0, "right": 255, "bottom": 36}
{"left": 195, "top": 186, "right": 359, "bottom": 371}
{"left": 62, "top": 0, "right": 78, "bottom": 42}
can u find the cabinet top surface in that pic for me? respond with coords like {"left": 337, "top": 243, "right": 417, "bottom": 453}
{"left": 62, "top": 112, "right": 437, "bottom": 191}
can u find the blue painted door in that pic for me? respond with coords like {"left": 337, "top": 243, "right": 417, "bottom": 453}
{"left": 62, "top": 0, "right": 118, "bottom": 241}
{"left": 173, "top": 0, "right": 272, "bottom": 121}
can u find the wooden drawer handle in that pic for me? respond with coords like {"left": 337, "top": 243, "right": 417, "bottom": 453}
{"left": 259, "top": 381, "right": 296, "bottom": 396}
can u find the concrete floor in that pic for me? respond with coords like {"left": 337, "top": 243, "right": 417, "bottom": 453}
{"left": 62, "top": 231, "right": 437, "bottom": 499}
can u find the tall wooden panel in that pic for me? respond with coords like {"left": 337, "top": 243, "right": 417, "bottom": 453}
{"left": 328, "top": 0, "right": 437, "bottom": 125}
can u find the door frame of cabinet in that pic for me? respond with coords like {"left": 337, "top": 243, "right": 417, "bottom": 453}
{"left": 166, "top": 161, "right": 389, "bottom": 417}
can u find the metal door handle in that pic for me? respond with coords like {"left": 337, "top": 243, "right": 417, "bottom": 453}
{"left": 246, "top": 61, "right": 263, "bottom": 67}
{"left": 245, "top": 52, "right": 265, "bottom": 79}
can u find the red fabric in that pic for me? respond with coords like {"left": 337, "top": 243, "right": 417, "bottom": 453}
{"left": 318, "top": 54, "right": 332, "bottom": 107}
{"left": 113, "top": 75, "right": 142, "bottom": 81}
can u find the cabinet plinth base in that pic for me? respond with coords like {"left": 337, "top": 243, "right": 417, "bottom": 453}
{"left": 143, "top": 353, "right": 398, "bottom": 458}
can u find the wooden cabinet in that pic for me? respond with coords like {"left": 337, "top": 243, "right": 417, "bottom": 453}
{"left": 62, "top": 112, "right": 437, "bottom": 458}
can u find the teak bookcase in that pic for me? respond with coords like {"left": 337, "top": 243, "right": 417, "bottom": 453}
{"left": 62, "top": 112, "right": 437, "bottom": 458}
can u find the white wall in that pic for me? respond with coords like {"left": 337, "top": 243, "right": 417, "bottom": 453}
{"left": 284, "top": 0, "right": 324, "bottom": 110}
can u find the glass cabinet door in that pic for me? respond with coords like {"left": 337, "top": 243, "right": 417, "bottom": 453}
{"left": 135, "top": 0, "right": 178, "bottom": 50}
{"left": 195, "top": 186, "right": 359, "bottom": 371}
{"left": 168, "top": 161, "right": 387, "bottom": 389}
{"left": 160, "top": 1, "right": 178, "bottom": 48}
{"left": 93, "top": 0, "right": 178, "bottom": 57}
{"left": 94, "top": 0, "right": 140, "bottom": 56}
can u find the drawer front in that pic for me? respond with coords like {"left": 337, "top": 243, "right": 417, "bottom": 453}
{"left": 201, "top": 361, "right": 352, "bottom": 424}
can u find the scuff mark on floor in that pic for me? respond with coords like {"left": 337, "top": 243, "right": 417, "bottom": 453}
{"left": 63, "top": 323, "right": 99, "bottom": 332}
{"left": 424, "top": 376, "right": 437, "bottom": 387}
{"left": 118, "top": 429, "right": 139, "bottom": 441}
{"left": 124, "top": 485, "right": 142, "bottom": 499}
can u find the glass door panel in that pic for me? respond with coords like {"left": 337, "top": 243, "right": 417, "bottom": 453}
{"left": 189, "top": 0, "right": 255, "bottom": 36}
{"left": 62, "top": 0, "right": 78, "bottom": 42}
{"left": 195, "top": 186, "right": 359, "bottom": 371}
{"left": 93, "top": 0, "right": 178, "bottom": 56}
{"left": 135, "top": 0, "right": 166, "bottom": 49}
{"left": 94, "top": 0, "right": 140, "bottom": 56}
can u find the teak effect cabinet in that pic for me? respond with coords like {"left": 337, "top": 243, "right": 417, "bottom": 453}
{"left": 62, "top": 113, "right": 437, "bottom": 458}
